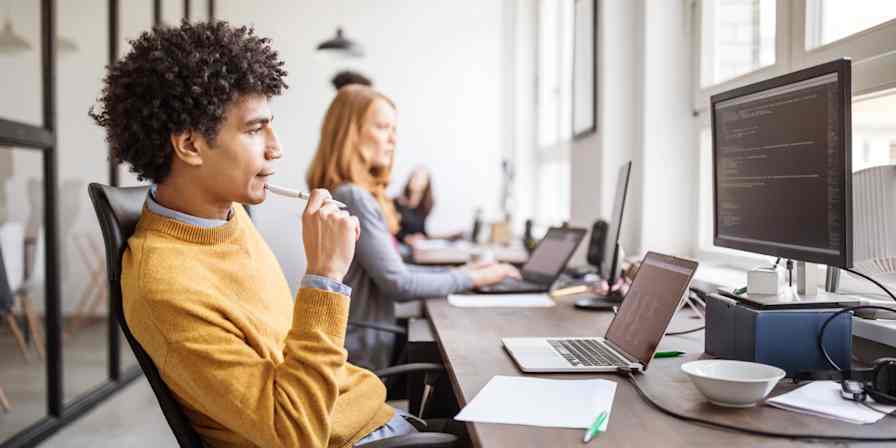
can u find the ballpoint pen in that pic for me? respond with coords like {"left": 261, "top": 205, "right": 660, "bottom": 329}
{"left": 654, "top": 351, "right": 685, "bottom": 358}
{"left": 583, "top": 410, "right": 608, "bottom": 443}
{"left": 264, "top": 184, "right": 347, "bottom": 208}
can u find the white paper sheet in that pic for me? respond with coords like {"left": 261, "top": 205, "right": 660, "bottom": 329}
{"left": 447, "top": 294, "right": 555, "bottom": 308}
{"left": 455, "top": 376, "right": 617, "bottom": 429}
{"left": 766, "top": 381, "right": 896, "bottom": 424}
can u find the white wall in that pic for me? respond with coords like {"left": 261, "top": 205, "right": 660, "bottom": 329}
{"left": 640, "top": 0, "right": 697, "bottom": 256}
{"left": 217, "top": 0, "right": 509, "bottom": 290}
{"left": 569, "top": 0, "right": 646, "bottom": 265}
{"left": 569, "top": 0, "right": 695, "bottom": 265}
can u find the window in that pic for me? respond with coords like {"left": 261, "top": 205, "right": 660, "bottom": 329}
{"left": 805, "top": 0, "right": 896, "bottom": 49}
{"left": 533, "top": 0, "right": 574, "bottom": 226}
{"left": 694, "top": 0, "right": 896, "bottom": 265}
{"left": 700, "top": 0, "right": 776, "bottom": 87}
{"left": 853, "top": 89, "right": 896, "bottom": 171}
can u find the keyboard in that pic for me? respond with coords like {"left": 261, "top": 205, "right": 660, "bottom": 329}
{"left": 548, "top": 339, "right": 629, "bottom": 367}
{"left": 477, "top": 278, "right": 547, "bottom": 293}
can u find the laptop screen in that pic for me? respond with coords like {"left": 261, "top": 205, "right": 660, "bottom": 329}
{"left": 522, "top": 227, "right": 587, "bottom": 284}
{"left": 604, "top": 252, "right": 698, "bottom": 367}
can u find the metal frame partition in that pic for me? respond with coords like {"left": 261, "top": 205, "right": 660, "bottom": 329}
{"left": 0, "top": 1, "right": 215, "bottom": 446}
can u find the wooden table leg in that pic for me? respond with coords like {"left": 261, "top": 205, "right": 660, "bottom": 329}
{"left": 4, "top": 312, "right": 30, "bottom": 362}
{"left": 0, "top": 385, "right": 11, "bottom": 412}
{"left": 19, "top": 293, "right": 45, "bottom": 360}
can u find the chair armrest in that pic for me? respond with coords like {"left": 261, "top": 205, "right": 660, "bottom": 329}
{"left": 374, "top": 363, "right": 444, "bottom": 380}
{"left": 348, "top": 320, "right": 407, "bottom": 335}
{"left": 355, "top": 432, "right": 458, "bottom": 448}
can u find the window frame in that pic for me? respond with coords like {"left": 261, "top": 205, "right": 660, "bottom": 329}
{"left": 532, "top": 0, "right": 574, "bottom": 226}
{"left": 692, "top": 0, "right": 896, "bottom": 268}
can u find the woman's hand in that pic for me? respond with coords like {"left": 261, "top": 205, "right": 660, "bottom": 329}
{"left": 403, "top": 233, "right": 426, "bottom": 247}
{"left": 464, "top": 263, "right": 521, "bottom": 287}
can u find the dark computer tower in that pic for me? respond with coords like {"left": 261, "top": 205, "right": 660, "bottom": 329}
{"left": 705, "top": 293, "right": 852, "bottom": 378}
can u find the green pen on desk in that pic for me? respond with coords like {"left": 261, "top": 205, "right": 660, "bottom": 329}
{"left": 583, "top": 410, "right": 608, "bottom": 443}
{"left": 654, "top": 351, "right": 685, "bottom": 358}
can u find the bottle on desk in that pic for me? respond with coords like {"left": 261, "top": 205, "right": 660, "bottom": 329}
{"left": 471, "top": 208, "right": 483, "bottom": 244}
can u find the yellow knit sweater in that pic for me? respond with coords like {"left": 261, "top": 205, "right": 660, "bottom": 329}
{"left": 122, "top": 204, "right": 393, "bottom": 448}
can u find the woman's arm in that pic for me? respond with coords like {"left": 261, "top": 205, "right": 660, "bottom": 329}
{"left": 335, "top": 185, "right": 473, "bottom": 301}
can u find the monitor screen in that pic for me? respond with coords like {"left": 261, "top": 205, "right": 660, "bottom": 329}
{"left": 522, "top": 227, "right": 586, "bottom": 282}
{"left": 711, "top": 59, "right": 852, "bottom": 267}
{"left": 605, "top": 252, "right": 698, "bottom": 367}
{"left": 602, "top": 161, "right": 632, "bottom": 282}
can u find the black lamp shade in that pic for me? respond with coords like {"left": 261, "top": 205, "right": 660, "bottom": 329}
{"left": 316, "top": 27, "right": 364, "bottom": 57}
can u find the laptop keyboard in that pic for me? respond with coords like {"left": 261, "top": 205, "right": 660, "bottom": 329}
{"left": 480, "top": 278, "right": 545, "bottom": 292}
{"left": 548, "top": 339, "right": 629, "bottom": 367}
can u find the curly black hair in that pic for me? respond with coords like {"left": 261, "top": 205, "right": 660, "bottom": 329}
{"left": 331, "top": 70, "right": 372, "bottom": 90}
{"left": 90, "top": 21, "right": 288, "bottom": 183}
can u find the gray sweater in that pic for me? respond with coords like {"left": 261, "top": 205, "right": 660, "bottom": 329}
{"left": 333, "top": 183, "right": 473, "bottom": 369}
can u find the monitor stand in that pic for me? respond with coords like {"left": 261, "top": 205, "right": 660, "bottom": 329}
{"left": 574, "top": 288, "right": 626, "bottom": 311}
{"left": 574, "top": 242, "right": 626, "bottom": 311}
{"left": 730, "top": 260, "right": 859, "bottom": 309}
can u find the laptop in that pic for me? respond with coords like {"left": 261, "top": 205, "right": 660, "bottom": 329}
{"left": 475, "top": 227, "right": 587, "bottom": 294}
{"left": 502, "top": 252, "right": 699, "bottom": 372}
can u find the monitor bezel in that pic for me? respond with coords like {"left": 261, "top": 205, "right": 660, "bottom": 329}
{"left": 601, "top": 161, "right": 632, "bottom": 284}
{"left": 710, "top": 58, "right": 853, "bottom": 268}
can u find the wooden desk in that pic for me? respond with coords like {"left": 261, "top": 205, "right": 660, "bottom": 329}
{"left": 424, "top": 295, "right": 896, "bottom": 447}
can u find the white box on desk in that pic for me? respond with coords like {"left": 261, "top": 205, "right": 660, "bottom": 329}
{"left": 747, "top": 266, "right": 785, "bottom": 295}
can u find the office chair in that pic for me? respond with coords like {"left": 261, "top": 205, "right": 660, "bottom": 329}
{"left": 88, "top": 183, "right": 457, "bottom": 448}
{"left": 1, "top": 244, "right": 19, "bottom": 411}
{"left": 1, "top": 243, "right": 43, "bottom": 362}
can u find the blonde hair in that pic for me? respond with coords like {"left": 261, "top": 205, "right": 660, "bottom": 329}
{"left": 307, "top": 85, "right": 400, "bottom": 233}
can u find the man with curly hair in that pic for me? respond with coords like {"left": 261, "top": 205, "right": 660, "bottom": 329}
{"left": 91, "top": 21, "right": 416, "bottom": 447}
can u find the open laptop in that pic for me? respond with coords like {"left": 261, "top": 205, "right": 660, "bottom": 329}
{"left": 475, "top": 227, "right": 587, "bottom": 294}
{"left": 502, "top": 252, "right": 699, "bottom": 372}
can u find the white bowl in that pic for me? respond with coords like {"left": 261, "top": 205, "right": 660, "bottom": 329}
{"left": 681, "top": 360, "right": 786, "bottom": 408}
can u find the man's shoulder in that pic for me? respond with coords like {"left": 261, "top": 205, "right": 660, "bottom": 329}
{"left": 124, "top": 227, "right": 219, "bottom": 291}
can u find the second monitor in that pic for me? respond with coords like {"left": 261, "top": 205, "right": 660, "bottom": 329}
{"left": 576, "top": 161, "right": 632, "bottom": 310}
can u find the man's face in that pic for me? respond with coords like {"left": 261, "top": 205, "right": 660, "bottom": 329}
{"left": 198, "top": 94, "right": 280, "bottom": 205}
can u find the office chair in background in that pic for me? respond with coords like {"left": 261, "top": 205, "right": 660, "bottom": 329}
{"left": 88, "top": 183, "right": 457, "bottom": 448}
{"left": 0, "top": 244, "right": 19, "bottom": 412}
{"left": 0, "top": 241, "right": 44, "bottom": 363}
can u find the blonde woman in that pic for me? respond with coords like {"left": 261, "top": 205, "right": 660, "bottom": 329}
{"left": 308, "top": 86, "right": 519, "bottom": 369}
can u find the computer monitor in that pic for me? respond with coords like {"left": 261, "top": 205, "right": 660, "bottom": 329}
{"left": 711, "top": 59, "right": 853, "bottom": 269}
{"left": 576, "top": 161, "right": 632, "bottom": 310}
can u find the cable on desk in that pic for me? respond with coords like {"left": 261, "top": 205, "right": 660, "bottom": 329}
{"left": 625, "top": 372, "right": 896, "bottom": 442}
{"left": 665, "top": 326, "right": 705, "bottom": 336}
{"left": 665, "top": 291, "right": 706, "bottom": 336}
{"left": 842, "top": 267, "right": 896, "bottom": 302}
{"left": 862, "top": 401, "right": 896, "bottom": 417}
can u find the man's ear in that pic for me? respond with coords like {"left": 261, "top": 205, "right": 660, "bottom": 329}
{"left": 170, "top": 130, "right": 204, "bottom": 167}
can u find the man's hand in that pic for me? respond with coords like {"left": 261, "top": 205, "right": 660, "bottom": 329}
{"left": 465, "top": 263, "right": 521, "bottom": 287}
{"left": 302, "top": 189, "right": 360, "bottom": 282}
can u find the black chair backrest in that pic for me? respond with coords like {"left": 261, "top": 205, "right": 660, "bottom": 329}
{"left": 88, "top": 183, "right": 205, "bottom": 448}
{"left": 0, "top": 244, "right": 14, "bottom": 314}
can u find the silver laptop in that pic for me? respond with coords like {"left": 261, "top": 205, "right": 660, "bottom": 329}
{"left": 502, "top": 252, "right": 699, "bottom": 373}
{"left": 474, "top": 227, "right": 587, "bottom": 294}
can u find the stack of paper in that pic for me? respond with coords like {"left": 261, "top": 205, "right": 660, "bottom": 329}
{"left": 767, "top": 381, "right": 896, "bottom": 424}
{"left": 455, "top": 376, "right": 617, "bottom": 429}
{"left": 447, "top": 294, "right": 555, "bottom": 308}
